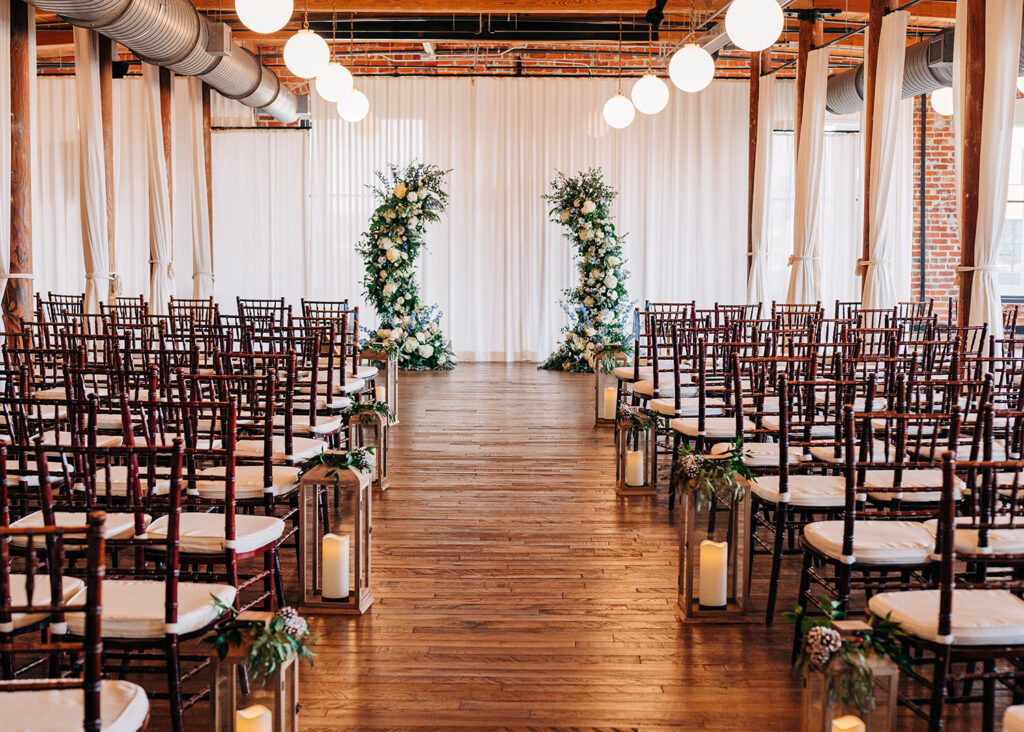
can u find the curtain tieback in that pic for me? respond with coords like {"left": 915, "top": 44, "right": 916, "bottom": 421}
{"left": 85, "top": 272, "right": 124, "bottom": 296}
{"left": 150, "top": 259, "right": 175, "bottom": 279}
{"left": 858, "top": 258, "right": 894, "bottom": 267}
{"left": 194, "top": 270, "right": 215, "bottom": 281}
{"left": 957, "top": 265, "right": 1004, "bottom": 273}
{"left": 787, "top": 255, "right": 820, "bottom": 265}
{"left": 747, "top": 250, "right": 770, "bottom": 259}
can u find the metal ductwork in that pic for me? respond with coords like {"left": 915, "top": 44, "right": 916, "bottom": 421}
{"left": 825, "top": 19, "right": 1023, "bottom": 115}
{"left": 25, "top": 0, "right": 299, "bottom": 123}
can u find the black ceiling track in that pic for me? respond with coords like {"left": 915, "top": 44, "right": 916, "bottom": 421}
{"left": 307, "top": 18, "right": 660, "bottom": 43}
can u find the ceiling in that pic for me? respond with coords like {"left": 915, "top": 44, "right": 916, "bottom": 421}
{"left": 34, "top": 0, "right": 957, "bottom": 89}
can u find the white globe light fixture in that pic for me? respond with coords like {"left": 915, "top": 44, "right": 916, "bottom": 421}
{"left": 235, "top": 0, "right": 292, "bottom": 34}
{"left": 1017, "top": 76, "right": 1024, "bottom": 95}
{"left": 930, "top": 86, "right": 954, "bottom": 117}
{"left": 630, "top": 73, "right": 669, "bottom": 115}
{"left": 315, "top": 62, "right": 354, "bottom": 102}
{"left": 284, "top": 29, "right": 330, "bottom": 79}
{"left": 725, "top": 0, "right": 784, "bottom": 52}
{"left": 669, "top": 43, "right": 715, "bottom": 93}
{"left": 337, "top": 88, "right": 370, "bottom": 123}
{"left": 603, "top": 93, "right": 636, "bottom": 129}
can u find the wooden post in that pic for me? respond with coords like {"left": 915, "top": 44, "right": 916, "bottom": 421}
{"left": 99, "top": 37, "right": 115, "bottom": 304}
{"left": 5, "top": 0, "right": 33, "bottom": 335}
{"left": 748, "top": 50, "right": 771, "bottom": 276}
{"left": 860, "top": 0, "right": 885, "bottom": 287}
{"left": 159, "top": 67, "right": 173, "bottom": 210}
{"left": 794, "top": 17, "right": 823, "bottom": 151}
{"left": 202, "top": 82, "right": 213, "bottom": 270}
{"left": 959, "top": 0, "right": 985, "bottom": 326}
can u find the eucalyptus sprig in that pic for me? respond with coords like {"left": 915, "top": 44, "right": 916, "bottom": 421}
{"left": 206, "top": 596, "right": 316, "bottom": 681}
{"left": 347, "top": 399, "right": 396, "bottom": 423}
{"left": 298, "top": 447, "right": 376, "bottom": 484}
{"left": 671, "top": 440, "right": 755, "bottom": 510}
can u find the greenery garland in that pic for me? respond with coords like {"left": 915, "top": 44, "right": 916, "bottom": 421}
{"left": 541, "top": 168, "right": 632, "bottom": 372}
{"left": 671, "top": 441, "right": 755, "bottom": 511}
{"left": 207, "top": 597, "right": 316, "bottom": 681}
{"left": 298, "top": 447, "right": 376, "bottom": 484}
{"left": 357, "top": 162, "right": 456, "bottom": 371}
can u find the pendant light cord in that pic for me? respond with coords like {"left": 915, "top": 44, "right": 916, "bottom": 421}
{"left": 302, "top": 0, "right": 309, "bottom": 30}
{"left": 617, "top": 16, "right": 623, "bottom": 94}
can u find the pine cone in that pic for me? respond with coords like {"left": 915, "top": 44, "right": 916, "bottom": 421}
{"left": 805, "top": 626, "right": 841, "bottom": 666}
{"left": 276, "top": 606, "right": 308, "bottom": 636}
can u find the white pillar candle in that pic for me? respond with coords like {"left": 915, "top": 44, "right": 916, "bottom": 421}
{"left": 624, "top": 450, "right": 644, "bottom": 486}
{"left": 831, "top": 716, "right": 865, "bottom": 732}
{"left": 236, "top": 704, "right": 272, "bottom": 732}
{"left": 375, "top": 385, "right": 386, "bottom": 402}
{"left": 602, "top": 387, "right": 616, "bottom": 419}
{"left": 699, "top": 540, "right": 728, "bottom": 608}
{"left": 322, "top": 533, "right": 350, "bottom": 600}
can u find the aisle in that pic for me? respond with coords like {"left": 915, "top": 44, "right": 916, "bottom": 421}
{"left": 299, "top": 363, "right": 801, "bottom": 729}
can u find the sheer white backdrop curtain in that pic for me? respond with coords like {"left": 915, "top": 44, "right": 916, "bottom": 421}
{"left": 74, "top": 28, "right": 111, "bottom": 312}
{"left": 747, "top": 73, "right": 774, "bottom": 305}
{"left": 305, "top": 77, "right": 749, "bottom": 362}
{"left": 787, "top": 49, "right": 830, "bottom": 304}
{"left": 862, "top": 10, "right": 909, "bottom": 309}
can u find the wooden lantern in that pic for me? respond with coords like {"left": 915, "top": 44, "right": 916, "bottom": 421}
{"left": 297, "top": 462, "right": 373, "bottom": 615}
{"left": 800, "top": 621, "right": 899, "bottom": 732}
{"left": 593, "top": 344, "right": 627, "bottom": 426}
{"left": 362, "top": 348, "right": 399, "bottom": 425}
{"left": 348, "top": 412, "right": 389, "bottom": 490}
{"left": 210, "top": 611, "right": 300, "bottom": 732}
{"left": 615, "top": 416, "right": 656, "bottom": 497}
{"left": 677, "top": 479, "right": 751, "bottom": 621}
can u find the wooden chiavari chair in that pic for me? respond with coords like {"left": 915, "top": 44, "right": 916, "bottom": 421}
{"left": 237, "top": 297, "right": 291, "bottom": 330}
{"left": 35, "top": 293, "right": 84, "bottom": 324}
{"left": 98, "top": 296, "right": 148, "bottom": 326}
{"left": 168, "top": 296, "right": 218, "bottom": 332}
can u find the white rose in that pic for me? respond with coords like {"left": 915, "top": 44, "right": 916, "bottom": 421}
{"left": 438, "top": 354, "right": 447, "bottom": 364}
{"left": 404, "top": 337, "right": 418, "bottom": 352}
{"left": 409, "top": 216, "right": 419, "bottom": 226}
{"left": 585, "top": 327, "right": 596, "bottom": 337}
{"left": 606, "top": 256, "right": 620, "bottom": 266}
{"left": 391, "top": 328, "right": 404, "bottom": 341}
{"left": 382, "top": 282, "right": 397, "bottom": 297}
{"left": 408, "top": 191, "right": 419, "bottom": 202}
{"left": 604, "top": 275, "right": 618, "bottom": 288}
{"left": 386, "top": 248, "right": 400, "bottom": 262}
{"left": 393, "top": 183, "right": 407, "bottom": 199}
{"left": 596, "top": 229, "right": 605, "bottom": 239}
{"left": 582, "top": 200, "right": 596, "bottom": 214}
{"left": 397, "top": 296, "right": 406, "bottom": 304}
{"left": 379, "top": 237, "right": 392, "bottom": 249}
{"left": 418, "top": 344, "right": 434, "bottom": 358}
{"left": 416, "top": 331, "right": 427, "bottom": 342}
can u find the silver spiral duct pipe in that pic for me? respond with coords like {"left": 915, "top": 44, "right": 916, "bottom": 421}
{"left": 25, "top": 0, "right": 299, "bottom": 123}
{"left": 825, "top": 20, "right": 1023, "bottom": 115}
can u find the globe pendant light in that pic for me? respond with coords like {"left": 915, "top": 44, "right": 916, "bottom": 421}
{"left": 725, "top": 0, "right": 784, "bottom": 52}
{"left": 284, "top": 28, "right": 330, "bottom": 79}
{"left": 930, "top": 87, "right": 954, "bottom": 117}
{"left": 314, "top": 8, "right": 354, "bottom": 102}
{"left": 338, "top": 88, "right": 369, "bottom": 122}
{"left": 603, "top": 93, "right": 636, "bottom": 129}
{"left": 669, "top": 43, "right": 715, "bottom": 93}
{"left": 631, "top": 73, "right": 669, "bottom": 115}
{"left": 235, "top": 0, "right": 292, "bottom": 34}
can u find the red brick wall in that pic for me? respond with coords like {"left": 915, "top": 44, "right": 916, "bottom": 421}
{"left": 911, "top": 95, "right": 960, "bottom": 318}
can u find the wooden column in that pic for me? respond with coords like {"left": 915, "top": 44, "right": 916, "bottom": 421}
{"left": 959, "top": 0, "right": 985, "bottom": 326}
{"left": 794, "top": 17, "right": 823, "bottom": 151}
{"left": 159, "top": 67, "right": 173, "bottom": 209}
{"left": 202, "top": 82, "right": 213, "bottom": 270}
{"left": 99, "top": 37, "right": 115, "bottom": 304}
{"left": 748, "top": 50, "right": 771, "bottom": 274}
{"left": 4, "top": 0, "right": 33, "bottom": 334}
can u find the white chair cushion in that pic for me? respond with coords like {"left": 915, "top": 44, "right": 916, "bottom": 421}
{"left": 0, "top": 679, "right": 149, "bottom": 732}
{"left": 808, "top": 440, "right": 893, "bottom": 464}
{"left": 742, "top": 396, "right": 779, "bottom": 415}
{"left": 332, "top": 378, "right": 366, "bottom": 395}
{"left": 5, "top": 575, "right": 85, "bottom": 631}
{"left": 67, "top": 579, "right": 236, "bottom": 639}
{"left": 909, "top": 442, "right": 1006, "bottom": 462}
{"left": 670, "top": 417, "right": 754, "bottom": 439}
{"left": 631, "top": 379, "right": 674, "bottom": 399}
{"left": 922, "top": 516, "right": 1024, "bottom": 555}
{"left": 614, "top": 365, "right": 651, "bottom": 382}
{"left": 36, "top": 433, "right": 123, "bottom": 449}
{"left": 711, "top": 441, "right": 808, "bottom": 468}
{"left": 1005, "top": 705, "right": 1024, "bottom": 732}
{"left": 317, "top": 395, "right": 353, "bottom": 411}
{"left": 9, "top": 512, "right": 147, "bottom": 547}
{"left": 803, "top": 520, "right": 935, "bottom": 565}
{"left": 146, "top": 512, "right": 285, "bottom": 554}
{"left": 274, "top": 414, "right": 342, "bottom": 435}
{"left": 72, "top": 465, "right": 170, "bottom": 497}
{"left": 196, "top": 465, "right": 300, "bottom": 500}
{"left": 863, "top": 469, "right": 962, "bottom": 503}
{"left": 235, "top": 435, "right": 328, "bottom": 463}
{"left": 353, "top": 365, "right": 378, "bottom": 381}
{"left": 750, "top": 475, "right": 847, "bottom": 508}
{"left": 648, "top": 397, "right": 725, "bottom": 417}
{"left": 761, "top": 416, "right": 836, "bottom": 438}
{"left": 868, "top": 589, "right": 1024, "bottom": 646}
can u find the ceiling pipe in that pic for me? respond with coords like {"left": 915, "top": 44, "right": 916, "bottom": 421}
{"left": 25, "top": 0, "right": 300, "bottom": 123}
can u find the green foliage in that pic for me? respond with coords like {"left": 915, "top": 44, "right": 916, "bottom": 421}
{"left": 206, "top": 596, "right": 316, "bottom": 682}
{"left": 298, "top": 447, "right": 376, "bottom": 484}
{"left": 356, "top": 162, "right": 456, "bottom": 370}
{"left": 671, "top": 440, "right": 756, "bottom": 510}
{"left": 616, "top": 405, "right": 665, "bottom": 434}
{"left": 347, "top": 399, "right": 396, "bottom": 423}
{"left": 541, "top": 168, "right": 632, "bottom": 372}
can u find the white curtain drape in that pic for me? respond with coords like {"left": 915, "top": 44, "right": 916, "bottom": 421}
{"left": 960, "top": 0, "right": 1022, "bottom": 338}
{"left": 188, "top": 79, "right": 213, "bottom": 297}
{"left": 787, "top": 49, "right": 829, "bottom": 304}
{"left": 142, "top": 63, "right": 174, "bottom": 313}
{"left": 862, "top": 11, "right": 909, "bottom": 309}
{"left": 0, "top": 0, "right": 10, "bottom": 301}
{"left": 747, "top": 73, "right": 775, "bottom": 305}
{"left": 306, "top": 77, "right": 749, "bottom": 362}
{"left": 73, "top": 28, "right": 111, "bottom": 313}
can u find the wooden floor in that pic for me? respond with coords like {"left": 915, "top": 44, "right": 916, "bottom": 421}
{"left": 163, "top": 363, "right": 996, "bottom": 730}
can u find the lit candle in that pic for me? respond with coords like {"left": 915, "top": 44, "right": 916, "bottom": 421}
{"left": 831, "top": 716, "right": 865, "bottom": 732}
{"left": 375, "top": 385, "right": 386, "bottom": 403}
{"left": 236, "top": 704, "right": 272, "bottom": 732}
{"left": 624, "top": 450, "right": 644, "bottom": 486}
{"left": 603, "top": 387, "right": 616, "bottom": 419}
{"left": 322, "top": 533, "right": 350, "bottom": 600}
{"left": 699, "top": 540, "right": 728, "bottom": 609}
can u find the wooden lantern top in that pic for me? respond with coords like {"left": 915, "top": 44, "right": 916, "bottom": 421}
{"left": 299, "top": 462, "right": 372, "bottom": 491}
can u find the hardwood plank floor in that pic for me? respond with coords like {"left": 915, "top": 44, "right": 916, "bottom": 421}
{"left": 160, "top": 363, "right": 996, "bottom": 730}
